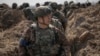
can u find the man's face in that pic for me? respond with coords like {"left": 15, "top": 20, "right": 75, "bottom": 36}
{"left": 38, "top": 14, "right": 52, "bottom": 25}
{"left": 43, "top": 14, "right": 52, "bottom": 25}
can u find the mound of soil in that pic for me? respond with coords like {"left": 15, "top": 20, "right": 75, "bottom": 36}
{"left": 66, "top": 4, "right": 100, "bottom": 56}
{"left": 0, "top": 9, "right": 25, "bottom": 30}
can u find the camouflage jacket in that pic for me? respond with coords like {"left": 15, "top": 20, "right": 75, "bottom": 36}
{"left": 52, "top": 11, "right": 67, "bottom": 30}
{"left": 51, "top": 18, "right": 64, "bottom": 32}
{"left": 19, "top": 23, "right": 71, "bottom": 56}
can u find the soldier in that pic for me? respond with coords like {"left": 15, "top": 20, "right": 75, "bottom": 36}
{"left": 57, "top": 4, "right": 63, "bottom": 12}
{"left": 63, "top": 1, "right": 69, "bottom": 17}
{"left": 86, "top": 2, "right": 91, "bottom": 7}
{"left": 23, "top": 7, "right": 36, "bottom": 21}
{"left": 22, "top": 3, "right": 30, "bottom": 9}
{"left": 51, "top": 17, "right": 64, "bottom": 32}
{"left": 98, "top": 0, "right": 100, "bottom": 4}
{"left": 12, "top": 3, "right": 18, "bottom": 9}
{"left": 19, "top": 6, "right": 71, "bottom": 56}
{"left": 36, "top": 3, "right": 40, "bottom": 7}
{"left": 81, "top": 3, "right": 87, "bottom": 8}
{"left": 76, "top": 2, "right": 81, "bottom": 8}
{"left": 49, "top": 2, "right": 67, "bottom": 30}
{"left": 43, "top": 1, "right": 51, "bottom": 6}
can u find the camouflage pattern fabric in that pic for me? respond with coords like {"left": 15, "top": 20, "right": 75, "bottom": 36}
{"left": 19, "top": 23, "right": 71, "bottom": 56}
{"left": 51, "top": 18, "right": 64, "bottom": 31}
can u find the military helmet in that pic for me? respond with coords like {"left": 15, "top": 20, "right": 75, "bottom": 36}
{"left": 64, "top": 1, "right": 68, "bottom": 6}
{"left": 12, "top": 3, "right": 17, "bottom": 9}
{"left": 34, "top": 6, "right": 52, "bottom": 18}
{"left": 49, "top": 2, "right": 58, "bottom": 10}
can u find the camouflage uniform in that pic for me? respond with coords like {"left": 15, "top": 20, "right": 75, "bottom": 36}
{"left": 52, "top": 11, "right": 67, "bottom": 31}
{"left": 51, "top": 18, "right": 64, "bottom": 32}
{"left": 49, "top": 2, "right": 67, "bottom": 30}
{"left": 19, "top": 23, "right": 70, "bottom": 56}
